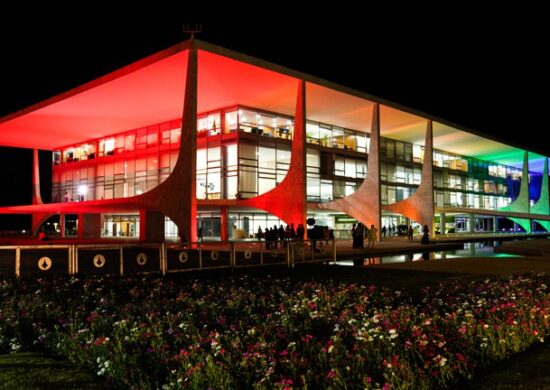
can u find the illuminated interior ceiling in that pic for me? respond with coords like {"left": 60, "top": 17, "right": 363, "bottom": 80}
{"left": 0, "top": 41, "right": 545, "bottom": 171}
{"left": 0, "top": 48, "right": 299, "bottom": 150}
{"left": 306, "top": 83, "right": 374, "bottom": 132}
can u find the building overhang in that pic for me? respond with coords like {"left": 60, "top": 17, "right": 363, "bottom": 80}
{"left": 0, "top": 39, "right": 545, "bottom": 170}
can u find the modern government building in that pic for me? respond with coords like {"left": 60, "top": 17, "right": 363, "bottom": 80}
{"left": 0, "top": 38, "right": 549, "bottom": 243}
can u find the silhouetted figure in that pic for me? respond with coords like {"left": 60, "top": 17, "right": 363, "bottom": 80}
{"left": 421, "top": 224, "right": 430, "bottom": 244}
{"left": 381, "top": 225, "right": 387, "bottom": 237}
{"left": 296, "top": 224, "right": 305, "bottom": 241}
{"left": 198, "top": 227, "right": 203, "bottom": 242}
{"left": 407, "top": 225, "right": 413, "bottom": 241}
{"left": 351, "top": 223, "right": 357, "bottom": 248}
{"left": 367, "top": 224, "right": 377, "bottom": 248}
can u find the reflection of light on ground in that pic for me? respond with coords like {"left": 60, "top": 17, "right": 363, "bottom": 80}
{"left": 336, "top": 242, "right": 522, "bottom": 266}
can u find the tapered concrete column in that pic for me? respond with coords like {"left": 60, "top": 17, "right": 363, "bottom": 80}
{"left": 383, "top": 120, "right": 434, "bottom": 229}
{"left": 139, "top": 210, "right": 165, "bottom": 242}
{"left": 317, "top": 103, "right": 381, "bottom": 238}
{"left": 493, "top": 217, "right": 498, "bottom": 232}
{"left": 440, "top": 213, "right": 446, "bottom": 234}
{"left": 32, "top": 149, "right": 43, "bottom": 205}
{"left": 533, "top": 158, "right": 550, "bottom": 231}
{"left": 469, "top": 214, "right": 475, "bottom": 233}
{"left": 500, "top": 151, "right": 531, "bottom": 232}
{"left": 78, "top": 214, "right": 101, "bottom": 239}
{"left": 30, "top": 149, "right": 47, "bottom": 234}
{"left": 139, "top": 42, "right": 198, "bottom": 243}
{"left": 240, "top": 80, "right": 307, "bottom": 232}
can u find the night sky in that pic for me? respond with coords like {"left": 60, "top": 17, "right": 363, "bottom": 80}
{"left": 0, "top": 12, "right": 547, "bottom": 229}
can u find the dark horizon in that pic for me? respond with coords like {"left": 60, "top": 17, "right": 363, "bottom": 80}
{"left": 0, "top": 16, "right": 547, "bottom": 228}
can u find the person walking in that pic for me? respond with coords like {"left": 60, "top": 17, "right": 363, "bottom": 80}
{"left": 407, "top": 225, "right": 413, "bottom": 241}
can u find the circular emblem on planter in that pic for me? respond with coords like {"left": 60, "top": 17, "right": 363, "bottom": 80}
{"left": 319, "top": 245, "right": 326, "bottom": 254}
{"left": 93, "top": 254, "right": 106, "bottom": 268}
{"left": 270, "top": 250, "right": 278, "bottom": 258}
{"left": 297, "top": 247, "right": 304, "bottom": 257}
{"left": 136, "top": 253, "right": 147, "bottom": 266}
{"left": 178, "top": 251, "right": 189, "bottom": 264}
{"left": 244, "top": 249, "right": 252, "bottom": 260}
{"left": 38, "top": 256, "right": 52, "bottom": 271}
{"left": 210, "top": 250, "right": 220, "bottom": 261}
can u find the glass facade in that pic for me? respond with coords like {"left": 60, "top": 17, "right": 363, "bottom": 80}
{"left": 52, "top": 104, "right": 531, "bottom": 216}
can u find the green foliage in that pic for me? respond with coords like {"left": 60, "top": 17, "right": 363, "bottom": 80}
{"left": 0, "top": 274, "right": 549, "bottom": 389}
{"left": 0, "top": 352, "right": 113, "bottom": 390}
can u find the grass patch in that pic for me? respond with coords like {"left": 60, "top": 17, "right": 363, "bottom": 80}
{"left": 0, "top": 352, "right": 115, "bottom": 390}
{"left": 461, "top": 340, "right": 550, "bottom": 389}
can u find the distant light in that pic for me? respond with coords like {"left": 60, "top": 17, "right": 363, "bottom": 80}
{"left": 136, "top": 189, "right": 143, "bottom": 195}
{"left": 21, "top": 229, "right": 26, "bottom": 233}
{"left": 78, "top": 185, "right": 88, "bottom": 195}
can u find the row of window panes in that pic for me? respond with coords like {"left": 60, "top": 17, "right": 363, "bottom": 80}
{"left": 54, "top": 121, "right": 182, "bottom": 164}
{"left": 380, "top": 163, "right": 421, "bottom": 185}
{"left": 435, "top": 191, "right": 510, "bottom": 209}
{"left": 53, "top": 105, "right": 531, "bottom": 193}
{"left": 381, "top": 185, "right": 416, "bottom": 205}
{"left": 239, "top": 108, "right": 294, "bottom": 140}
{"left": 306, "top": 122, "right": 369, "bottom": 153}
{"left": 306, "top": 179, "right": 358, "bottom": 202}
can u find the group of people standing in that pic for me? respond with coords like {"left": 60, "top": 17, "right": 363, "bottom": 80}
{"left": 351, "top": 223, "right": 377, "bottom": 249}
{"left": 257, "top": 223, "right": 305, "bottom": 249}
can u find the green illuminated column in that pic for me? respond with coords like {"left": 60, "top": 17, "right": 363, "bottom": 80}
{"left": 532, "top": 158, "right": 550, "bottom": 231}
{"left": 499, "top": 151, "right": 531, "bottom": 233}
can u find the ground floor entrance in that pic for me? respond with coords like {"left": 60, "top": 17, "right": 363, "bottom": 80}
{"left": 102, "top": 214, "right": 139, "bottom": 238}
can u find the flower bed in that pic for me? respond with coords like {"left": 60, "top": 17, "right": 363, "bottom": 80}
{"left": 0, "top": 273, "right": 549, "bottom": 389}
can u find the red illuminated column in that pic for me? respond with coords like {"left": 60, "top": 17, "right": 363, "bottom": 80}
{"left": 139, "top": 210, "right": 165, "bottom": 242}
{"left": 32, "top": 149, "right": 43, "bottom": 205}
{"left": 221, "top": 206, "right": 228, "bottom": 241}
{"left": 140, "top": 42, "right": 197, "bottom": 244}
{"left": 78, "top": 213, "right": 101, "bottom": 239}
{"left": 59, "top": 213, "right": 65, "bottom": 238}
{"left": 240, "top": 80, "right": 307, "bottom": 230}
